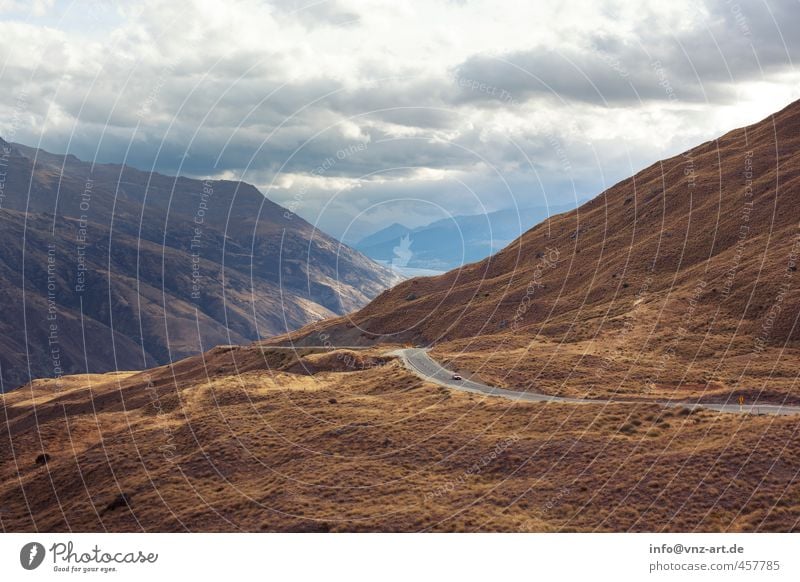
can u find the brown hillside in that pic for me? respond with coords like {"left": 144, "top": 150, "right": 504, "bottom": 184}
{"left": 280, "top": 100, "right": 800, "bottom": 401}
{"left": 4, "top": 101, "right": 800, "bottom": 533}
{"left": 0, "top": 139, "right": 398, "bottom": 390}
{"left": 3, "top": 351, "right": 799, "bottom": 532}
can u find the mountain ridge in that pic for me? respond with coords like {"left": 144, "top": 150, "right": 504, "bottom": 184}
{"left": 275, "top": 99, "right": 800, "bottom": 402}
{"left": 0, "top": 138, "right": 399, "bottom": 391}
{"left": 4, "top": 100, "right": 800, "bottom": 533}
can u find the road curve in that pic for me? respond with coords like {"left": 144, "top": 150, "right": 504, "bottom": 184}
{"left": 391, "top": 348, "right": 800, "bottom": 416}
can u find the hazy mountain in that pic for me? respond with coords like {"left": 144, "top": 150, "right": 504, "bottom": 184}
{"left": 0, "top": 138, "right": 399, "bottom": 391}
{"left": 356, "top": 222, "right": 412, "bottom": 250}
{"left": 355, "top": 204, "right": 580, "bottom": 271}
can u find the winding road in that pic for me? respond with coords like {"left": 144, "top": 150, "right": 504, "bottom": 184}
{"left": 392, "top": 348, "right": 800, "bottom": 416}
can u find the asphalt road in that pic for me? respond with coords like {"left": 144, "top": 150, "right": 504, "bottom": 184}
{"left": 392, "top": 348, "right": 800, "bottom": 416}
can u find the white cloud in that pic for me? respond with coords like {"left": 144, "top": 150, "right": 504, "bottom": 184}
{"left": 0, "top": 0, "right": 797, "bottom": 238}
{"left": 0, "top": 0, "right": 54, "bottom": 17}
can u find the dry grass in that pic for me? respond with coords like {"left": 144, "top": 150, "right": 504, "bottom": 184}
{"left": 432, "top": 325, "right": 800, "bottom": 405}
{"left": 2, "top": 348, "right": 798, "bottom": 532}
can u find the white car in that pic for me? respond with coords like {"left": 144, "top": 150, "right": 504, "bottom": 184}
{"left": 451, "top": 374, "right": 463, "bottom": 381}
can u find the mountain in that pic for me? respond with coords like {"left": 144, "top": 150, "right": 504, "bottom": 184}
{"left": 356, "top": 222, "right": 412, "bottom": 249}
{"left": 0, "top": 138, "right": 399, "bottom": 391}
{"left": 4, "top": 101, "right": 800, "bottom": 533}
{"left": 355, "top": 204, "right": 580, "bottom": 271}
{"left": 282, "top": 100, "right": 800, "bottom": 402}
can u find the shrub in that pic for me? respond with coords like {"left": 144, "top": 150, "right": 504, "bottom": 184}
{"left": 104, "top": 493, "right": 133, "bottom": 513}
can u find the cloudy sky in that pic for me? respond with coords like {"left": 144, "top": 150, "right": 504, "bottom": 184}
{"left": 1, "top": 0, "right": 799, "bottom": 241}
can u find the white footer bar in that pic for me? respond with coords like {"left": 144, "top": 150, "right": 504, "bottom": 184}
{"left": 1, "top": 533, "right": 796, "bottom": 581}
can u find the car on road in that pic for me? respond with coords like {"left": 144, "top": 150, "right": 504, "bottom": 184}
{"left": 451, "top": 374, "right": 463, "bottom": 381}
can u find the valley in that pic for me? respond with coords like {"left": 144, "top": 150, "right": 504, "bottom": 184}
{"left": 3, "top": 101, "right": 800, "bottom": 532}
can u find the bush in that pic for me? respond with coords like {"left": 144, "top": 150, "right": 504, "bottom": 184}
{"left": 104, "top": 493, "right": 133, "bottom": 513}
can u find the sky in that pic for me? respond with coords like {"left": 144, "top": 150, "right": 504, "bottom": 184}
{"left": 1, "top": 0, "right": 799, "bottom": 241}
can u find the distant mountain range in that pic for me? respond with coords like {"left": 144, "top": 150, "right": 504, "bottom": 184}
{"left": 355, "top": 204, "right": 581, "bottom": 272}
{"left": 0, "top": 138, "right": 399, "bottom": 390}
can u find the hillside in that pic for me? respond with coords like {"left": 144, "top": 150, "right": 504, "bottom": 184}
{"left": 281, "top": 100, "right": 800, "bottom": 401}
{"left": 0, "top": 139, "right": 398, "bottom": 390}
{"left": 2, "top": 346, "right": 798, "bottom": 532}
{"left": 4, "top": 101, "right": 800, "bottom": 533}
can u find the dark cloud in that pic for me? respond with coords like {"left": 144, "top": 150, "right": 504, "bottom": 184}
{"left": 453, "top": 0, "right": 799, "bottom": 107}
{"left": 1, "top": 0, "right": 798, "bottom": 240}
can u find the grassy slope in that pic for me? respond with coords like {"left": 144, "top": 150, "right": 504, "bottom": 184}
{"left": 2, "top": 348, "right": 798, "bottom": 532}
